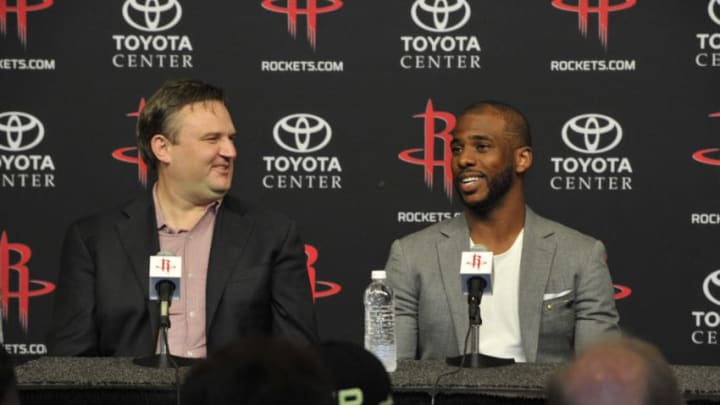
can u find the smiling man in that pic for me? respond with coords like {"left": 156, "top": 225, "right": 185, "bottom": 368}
{"left": 384, "top": 101, "right": 619, "bottom": 362}
{"left": 49, "top": 80, "right": 318, "bottom": 357}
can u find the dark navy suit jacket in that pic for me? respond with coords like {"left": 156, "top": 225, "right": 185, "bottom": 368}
{"left": 48, "top": 193, "right": 318, "bottom": 356}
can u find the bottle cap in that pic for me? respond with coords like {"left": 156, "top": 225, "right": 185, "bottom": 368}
{"left": 371, "top": 270, "right": 386, "bottom": 280}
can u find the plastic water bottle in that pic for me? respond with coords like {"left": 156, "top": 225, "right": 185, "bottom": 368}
{"left": 364, "top": 270, "right": 397, "bottom": 372}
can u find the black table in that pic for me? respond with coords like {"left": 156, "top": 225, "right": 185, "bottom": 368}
{"left": 14, "top": 357, "right": 720, "bottom": 404}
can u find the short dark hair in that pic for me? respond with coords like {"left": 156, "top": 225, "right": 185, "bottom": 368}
{"left": 316, "top": 341, "right": 393, "bottom": 405}
{"left": 460, "top": 100, "right": 532, "bottom": 147}
{"left": 136, "top": 79, "right": 226, "bottom": 170}
{"left": 181, "top": 337, "right": 333, "bottom": 405}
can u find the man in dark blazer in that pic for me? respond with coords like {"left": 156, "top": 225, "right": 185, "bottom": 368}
{"left": 48, "top": 80, "right": 318, "bottom": 357}
{"left": 385, "top": 101, "right": 619, "bottom": 362}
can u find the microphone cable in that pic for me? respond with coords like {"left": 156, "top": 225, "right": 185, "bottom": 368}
{"left": 161, "top": 325, "right": 182, "bottom": 405}
{"left": 429, "top": 324, "right": 473, "bottom": 405}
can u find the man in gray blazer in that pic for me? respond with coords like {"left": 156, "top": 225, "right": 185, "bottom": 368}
{"left": 385, "top": 101, "right": 619, "bottom": 363}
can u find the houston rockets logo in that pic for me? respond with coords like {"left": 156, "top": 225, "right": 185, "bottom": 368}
{"left": 305, "top": 244, "right": 341, "bottom": 302}
{"left": 602, "top": 250, "right": 630, "bottom": 300}
{"left": 155, "top": 258, "right": 176, "bottom": 272}
{"left": 112, "top": 98, "right": 148, "bottom": 186}
{"left": 613, "top": 284, "right": 631, "bottom": 300}
{"left": 0, "top": 0, "right": 53, "bottom": 47}
{"left": 551, "top": 0, "right": 636, "bottom": 49}
{"left": 467, "top": 254, "right": 485, "bottom": 269}
{"left": 468, "top": 255, "right": 482, "bottom": 269}
{"left": 692, "top": 112, "right": 720, "bottom": 166}
{"left": 399, "top": 99, "right": 456, "bottom": 200}
{"left": 261, "top": 0, "right": 343, "bottom": 50}
{"left": 0, "top": 231, "right": 55, "bottom": 332}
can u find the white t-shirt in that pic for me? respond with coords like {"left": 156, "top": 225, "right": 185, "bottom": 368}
{"left": 472, "top": 229, "right": 527, "bottom": 362}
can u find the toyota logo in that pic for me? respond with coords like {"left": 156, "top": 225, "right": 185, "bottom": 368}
{"left": 273, "top": 113, "right": 332, "bottom": 154}
{"left": 710, "top": 0, "right": 720, "bottom": 26}
{"left": 0, "top": 111, "right": 45, "bottom": 152}
{"left": 703, "top": 269, "right": 720, "bottom": 306}
{"left": 561, "top": 113, "right": 623, "bottom": 154}
{"left": 411, "top": 0, "right": 471, "bottom": 33}
{"left": 122, "top": 0, "right": 182, "bottom": 32}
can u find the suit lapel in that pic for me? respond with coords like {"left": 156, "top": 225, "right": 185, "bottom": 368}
{"left": 205, "top": 198, "right": 253, "bottom": 330}
{"left": 518, "top": 208, "right": 556, "bottom": 362}
{"left": 437, "top": 215, "right": 471, "bottom": 354}
{"left": 116, "top": 194, "right": 161, "bottom": 340}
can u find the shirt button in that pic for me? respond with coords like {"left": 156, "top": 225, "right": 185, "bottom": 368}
{"left": 187, "top": 350, "right": 193, "bottom": 357}
{"left": 189, "top": 311, "right": 195, "bottom": 318}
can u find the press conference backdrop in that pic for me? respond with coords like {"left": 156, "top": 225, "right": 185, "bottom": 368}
{"left": 1, "top": 0, "right": 719, "bottom": 364}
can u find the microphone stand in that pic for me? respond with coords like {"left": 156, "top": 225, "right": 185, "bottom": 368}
{"left": 134, "top": 324, "right": 195, "bottom": 368}
{"left": 446, "top": 283, "right": 515, "bottom": 368}
{"left": 133, "top": 295, "right": 197, "bottom": 368}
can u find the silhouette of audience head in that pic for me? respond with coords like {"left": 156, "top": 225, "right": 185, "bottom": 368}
{"left": 0, "top": 347, "right": 20, "bottom": 405}
{"left": 546, "top": 336, "right": 685, "bottom": 405}
{"left": 181, "top": 337, "right": 333, "bottom": 405}
{"left": 181, "top": 337, "right": 394, "bottom": 405}
{"left": 317, "top": 340, "right": 393, "bottom": 405}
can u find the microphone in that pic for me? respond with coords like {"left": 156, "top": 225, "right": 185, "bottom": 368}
{"left": 148, "top": 251, "right": 182, "bottom": 328}
{"left": 135, "top": 251, "right": 195, "bottom": 368}
{"left": 460, "top": 245, "right": 493, "bottom": 294}
{"left": 447, "top": 244, "right": 513, "bottom": 369}
{"left": 467, "top": 277, "right": 486, "bottom": 324}
{"left": 459, "top": 244, "right": 493, "bottom": 325}
{"left": 156, "top": 280, "right": 176, "bottom": 328}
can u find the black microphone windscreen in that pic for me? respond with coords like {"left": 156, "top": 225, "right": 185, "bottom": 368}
{"left": 156, "top": 280, "right": 176, "bottom": 301}
{"left": 468, "top": 277, "right": 486, "bottom": 297}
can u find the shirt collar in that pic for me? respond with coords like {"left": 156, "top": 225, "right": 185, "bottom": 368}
{"left": 152, "top": 182, "right": 222, "bottom": 232}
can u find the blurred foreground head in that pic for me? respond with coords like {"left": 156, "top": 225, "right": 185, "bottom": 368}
{"left": 0, "top": 347, "right": 20, "bottom": 405}
{"left": 181, "top": 337, "right": 333, "bottom": 405}
{"left": 317, "top": 341, "right": 393, "bottom": 405}
{"left": 181, "top": 338, "right": 394, "bottom": 405}
{"left": 546, "top": 336, "right": 685, "bottom": 405}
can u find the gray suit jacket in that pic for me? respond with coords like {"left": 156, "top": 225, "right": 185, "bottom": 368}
{"left": 384, "top": 207, "right": 619, "bottom": 363}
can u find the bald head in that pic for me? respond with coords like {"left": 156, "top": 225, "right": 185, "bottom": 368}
{"left": 547, "top": 337, "right": 685, "bottom": 405}
{"left": 459, "top": 101, "right": 531, "bottom": 148}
